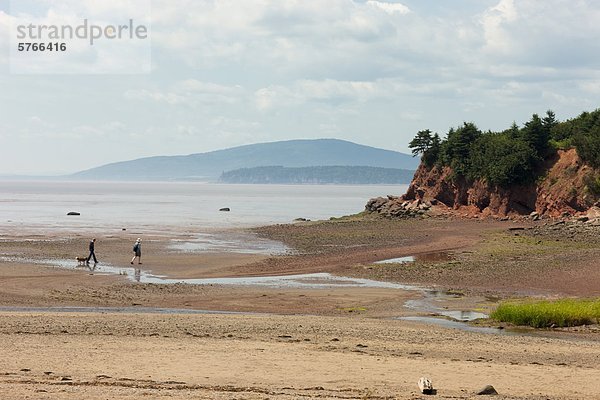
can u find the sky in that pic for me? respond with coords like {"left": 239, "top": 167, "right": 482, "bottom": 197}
{"left": 1, "top": 0, "right": 599, "bottom": 175}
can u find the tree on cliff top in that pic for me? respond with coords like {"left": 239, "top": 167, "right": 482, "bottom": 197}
{"left": 520, "top": 113, "right": 551, "bottom": 158}
{"left": 439, "top": 122, "right": 482, "bottom": 176}
{"left": 409, "top": 113, "right": 555, "bottom": 188}
{"left": 408, "top": 129, "right": 440, "bottom": 167}
{"left": 409, "top": 108, "right": 600, "bottom": 189}
{"left": 574, "top": 125, "right": 600, "bottom": 168}
{"left": 470, "top": 133, "right": 537, "bottom": 187}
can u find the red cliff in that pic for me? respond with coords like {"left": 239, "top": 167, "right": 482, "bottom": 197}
{"left": 367, "top": 149, "right": 599, "bottom": 219}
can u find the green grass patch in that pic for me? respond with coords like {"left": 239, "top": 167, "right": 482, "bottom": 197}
{"left": 491, "top": 298, "right": 600, "bottom": 328}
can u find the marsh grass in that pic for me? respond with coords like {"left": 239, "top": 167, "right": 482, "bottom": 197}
{"left": 491, "top": 299, "right": 600, "bottom": 328}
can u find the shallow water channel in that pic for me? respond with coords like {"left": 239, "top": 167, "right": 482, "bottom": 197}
{"left": 0, "top": 251, "right": 503, "bottom": 334}
{"left": 374, "top": 251, "right": 454, "bottom": 264}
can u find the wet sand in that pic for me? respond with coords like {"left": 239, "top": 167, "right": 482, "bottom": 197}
{"left": 1, "top": 216, "right": 599, "bottom": 399}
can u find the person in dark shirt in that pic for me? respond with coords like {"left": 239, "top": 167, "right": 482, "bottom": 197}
{"left": 131, "top": 238, "right": 142, "bottom": 265}
{"left": 86, "top": 238, "right": 98, "bottom": 264}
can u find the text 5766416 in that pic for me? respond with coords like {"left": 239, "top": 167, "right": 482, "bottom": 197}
{"left": 17, "top": 42, "right": 66, "bottom": 52}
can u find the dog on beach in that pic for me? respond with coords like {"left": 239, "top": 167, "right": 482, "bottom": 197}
{"left": 76, "top": 257, "right": 87, "bottom": 265}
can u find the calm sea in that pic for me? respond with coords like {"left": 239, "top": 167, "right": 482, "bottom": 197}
{"left": 0, "top": 181, "right": 408, "bottom": 235}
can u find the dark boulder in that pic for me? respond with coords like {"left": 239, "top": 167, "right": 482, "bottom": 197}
{"left": 476, "top": 385, "right": 498, "bottom": 395}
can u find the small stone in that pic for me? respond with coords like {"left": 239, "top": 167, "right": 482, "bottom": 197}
{"left": 476, "top": 385, "right": 498, "bottom": 395}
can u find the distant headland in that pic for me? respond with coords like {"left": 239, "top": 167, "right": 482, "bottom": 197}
{"left": 70, "top": 139, "right": 418, "bottom": 183}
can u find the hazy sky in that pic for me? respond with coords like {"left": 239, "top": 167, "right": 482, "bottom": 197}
{"left": 1, "top": 0, "right": 600, "bottom": 175}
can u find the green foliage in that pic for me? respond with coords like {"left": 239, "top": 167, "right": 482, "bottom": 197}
{"left": 408, "top": 129, "right": 441, "bottom": 167}
{"left": 520, "top": 113, "right": 551, "bottom": 157}
{"left": 409, "top": 108, "right": 600, "bottom": 188}
{"left": 574, "top": 125, "right": 600, "bottom": 168}
{"left": 470, "top": 133, "right": 538, "bottom": 186}
{"left": 550, "top": 109, "right": 600, "bottom": 166}
{"left": 549, "top": 138, "right": 573, "bottom": 150}
{"left": 408, "top": 108, "right": 600, "bottom": 189}
{"left": 220, "top": 166, "right": 414, "bottom": 184}
{"left": 503, "top": 121, "right": 520, "bottom": 139}
{"left": 551, "top": 109, "right": 600, "bottom": 142}
{"left": 409, "top": 129, "right": 434, "bottom": 156}
{"left": 439, "top": 122, "right": 482, "bottom": 176}
{"left": 491, "top": 298, "right": 600, "bottom": 328}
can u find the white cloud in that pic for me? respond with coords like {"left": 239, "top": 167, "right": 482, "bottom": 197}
{"left": 296, "top": 79, "right": 378, "bottom": 101}
{"left": 254, "top": 79, "right": 380, "bottom": 112}
{"left": 366, "top": 1, "right": 410, "bottom": 15}
{"left": 255, "top": 86, "right": 289, "bottom": 112}
{"left": 478, "top": 0, "right": 600, "bottom": 68}
{"left": 480, "top": 0, "right": 518, "bottom": 54}
{"left": 124, "top": 89, "right": 185, "bottom": 105}
{"left": 125, "top": 80, "right": 245, "bottom": 105}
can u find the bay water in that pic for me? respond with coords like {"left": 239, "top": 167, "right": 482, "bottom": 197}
{"left": 0, "top": 181, "right": 408, "bottom": 235}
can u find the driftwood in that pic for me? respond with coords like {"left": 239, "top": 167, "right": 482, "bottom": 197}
{"left": 418, "top": 377, "right": 434, "bottom": 395}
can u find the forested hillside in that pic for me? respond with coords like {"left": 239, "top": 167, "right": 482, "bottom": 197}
{"left": 220, "top": 166, "right": 414, "bottom": 184}
{"left": 369, "top": 109, "right": 600, "bottom": 218}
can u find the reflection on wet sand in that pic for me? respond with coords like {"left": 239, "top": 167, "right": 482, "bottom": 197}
{"left": 374, "top": 251, "right": 454, "bottom": 264}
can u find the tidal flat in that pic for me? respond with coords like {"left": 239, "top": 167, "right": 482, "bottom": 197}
{"left": 1, "top": 214, "right": 599, "bottom": 399}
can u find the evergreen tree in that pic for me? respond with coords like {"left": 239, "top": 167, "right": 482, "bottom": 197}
{"left": 470, "top": 133, "right": 537, "bottom": 187}
{"left": 542, "top": 110, "right": 558, "bottom": 131}
{"left": 442, "top": 122, "right": 481, "bottom": 176}
{"left": 408, "top": 129, "right": 435, "bottom": 157}
{"left": 408, "top": 129, "right": 441, "bottom": 167}
{"left": 521, "top": 114, "right": 550, "bottom": 157}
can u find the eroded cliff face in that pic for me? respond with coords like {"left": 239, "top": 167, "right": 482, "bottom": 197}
{"left": 368, "top": 149, "right": 598, "bottom": 218}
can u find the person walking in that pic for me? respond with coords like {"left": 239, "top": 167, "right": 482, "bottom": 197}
{"left": 86, "top": 238, "right": 98, "bottom": 264}
{"left": 131, "top": 238, "right": 142, "bottom": 265}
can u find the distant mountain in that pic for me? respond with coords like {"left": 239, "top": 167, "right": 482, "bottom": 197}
{"left": 220, "top": 166, "right": 414, "bottom": 184}
{"left": 72, "top": 139, "right": 419, "bottom": 181}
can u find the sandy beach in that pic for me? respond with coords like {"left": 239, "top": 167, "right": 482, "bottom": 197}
{"left": 1, "top": 215, "right": 600, "bottom": 399}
